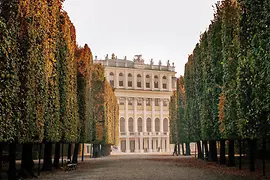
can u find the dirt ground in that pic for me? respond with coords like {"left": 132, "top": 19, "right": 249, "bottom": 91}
{"left": 34, "top": 154, "right": 269, "bottom": 180}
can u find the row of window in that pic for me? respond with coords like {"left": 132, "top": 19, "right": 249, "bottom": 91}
{"left": 119, "top": 98, "right": 168, "bottom": 107}
{"left": 120, "top": 117, "right": 169, "bottom": 133}
{"left": 109, "top": 72, "right": 168, "bottom": 89}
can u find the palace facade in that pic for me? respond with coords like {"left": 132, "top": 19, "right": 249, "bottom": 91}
{"left": 94, "top": 54, "right": 176, "bottom": 153}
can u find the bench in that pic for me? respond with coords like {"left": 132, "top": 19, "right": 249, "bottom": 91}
{"left": 65, "top": 159, "right": 77, "bottom": 172}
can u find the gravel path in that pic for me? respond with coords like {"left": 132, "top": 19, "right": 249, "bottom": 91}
{"left": 40, "top": 155, "right": 254, "bottom": 180}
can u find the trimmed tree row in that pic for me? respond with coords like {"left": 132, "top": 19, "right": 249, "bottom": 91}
{"left": 170, "top": 0, "right": 269, "bottom": 175}
{"left": 0, "top": 1, "right": 119, "bottom": 179}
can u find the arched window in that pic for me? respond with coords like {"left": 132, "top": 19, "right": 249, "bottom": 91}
{"left": 119, "top": 73, "right": 124, "bottom": 87}
{"left": 145, "top": 75, "right": 150, "bottom": 88}
{"left": 128, "top": 73, "right": 132, "bottom": 87}
{"left": 137, "top": 118, "right": 142, "bottom": 132}
{"left": 109, "top": 72, "right": 114, "bottom": 87}
{"left": 162, "top": 76, "right": 167, "bottom": 89}
{"left": 137, "top": 74, "right": 142, "bottom": 88}
{"left": 146, "top": 118, "right": 151, "bottom": 132}
{"left": 128, "top": 117, "right": 134, "bottom": 132}
{"left": 120, "top": 117, "right": 125, "bottom": 132}
{"left": 154, "top": 75, "right": 158, "bottom": 88}
{"left": 163, "top": 118, "right": 168, "bottom": 132}
{"left": 155, "top": 118, "right": 160, "bottom": 132}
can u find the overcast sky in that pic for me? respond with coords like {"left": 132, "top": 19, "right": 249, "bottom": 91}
{"left": 63, "top": 0, "right": 219, "bottom": 76}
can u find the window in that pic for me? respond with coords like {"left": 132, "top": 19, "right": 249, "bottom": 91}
{"left": 120, "top": 117, "right": 125, "bottom": 132}
{"left": 87, "top": 146, "right": 90, "bottom": 154}
{"left": 119, "top": 73, "right": 124, "bottom": 87}
{"left": 137, "top": 74, "right": 142, "bottom": 88}
{"left": 146, "top": 75, "right": 150, "bottom": 88}
{"left": 163, "top": 118, "right": 168, "bottom": 132}
{"left": 154, "top": 75, "right": 158, "bottom": 88}
{"left": 109, "top": 72, "right": 114, "bottom": 87}
{"left": 155, "top": 98, "right": 159, "bottom": 106}
{"left": 155, "top": 118, "right": 160, "bottom": 132}
{"left": 163, "top": 99, "right": 168, "bottom": 107}
{"left": 128, "top": 73, "right": 132, "bottom": 87}
{"left": 128, "top": 99, "right": 133, "bottom": 106}
{"left": 120, "top": 101, "right": 124, "bottom": 105}
{"left": 128, "top": 118, "right": 134, "bottom": 132}
{"left": 137, "top": 98, "right": 142, "bottom": 106}
{"left": 146, "top": 98, "right": 151, "bottom": 106}
{"left": 137, "top": 118, "right": 142, "bottom": 132}
{"left": 146, "top": 118, "right": 151, "bottom": 132}
{"left": 162, "top": 76, "right": 167, "bottom": 89}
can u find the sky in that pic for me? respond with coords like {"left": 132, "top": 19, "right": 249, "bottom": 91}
{"left": 63, "top": 0, "right": 219, "bottom": 76}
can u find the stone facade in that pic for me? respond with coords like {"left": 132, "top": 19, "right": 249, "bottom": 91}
{"left": 94, "top": 54, "right": 176, "bottom": 153}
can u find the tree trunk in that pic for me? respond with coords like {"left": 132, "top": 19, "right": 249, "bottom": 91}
{"left": 186, "top": 142, "right": 191, "bottom": 156}
{"left": 0, "top": 144, "right": 2, "bottom": 179}
{"left": 220, "top": 139, "right": 226, "bottom": 165}
{"left": 181, "top": 143, "right": 185, "bottom": 155}
{"left": 248, "top": 139, "right": 256, "bottom": 172}
{"left": 177, "top": 143, "right": 180, "bottom": 156}
{"left": 8, "top": 143, "right": 16, "bottom": 180}
{"left": 209, "top": 140, "right": 217, "bottom": 162}
{"left": 19, "top": 144, "right": 35, "bottom": 178}
{"left": 53, "top": 142, "right": 60, "bottom": 169}
{"left": 67, "top": 143, "right": 72, "bottom": 160}
{"left": 72, "top": 143, "right": 79, "bottom": 163}
{"left": 203, "top": 141, "right": 208, "bottom": 161}
{"left": 262, "top": 138, "right": 266, "bottom": 176}
{"left": 201, "top": 141, "right": 205, "bottom": 160}
{"left": 227, "top": 140, "right": 235, "bottom": 167}
{"left": 97, "top": 144, "right": 102, "bottom": 157}
{"left": 81, "top": 143, "right": 84, "bottom": 161}
{"left": 196, "top": 141, "right": 202, "bottom": 159}
{"left": 42, "top": 142, "right": 53, "bottom": 171}
{"left": 239, "top": 139, "right": 242, "bottom": 170}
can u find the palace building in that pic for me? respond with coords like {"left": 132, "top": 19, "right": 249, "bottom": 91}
{"left": 94, "top": 54, "right": 176, "bottom": 153}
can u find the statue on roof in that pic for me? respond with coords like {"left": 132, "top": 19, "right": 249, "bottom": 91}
{"left": 167, "top": 60, "right": 170, "bottom": 67}
{"left": 105, "top": 54, "right": 108, "bottom": 60}
{"left": 112, "top": 53, "right": 116, "bottom": 59}
{"left": 150, "top": 58, "right": 154, "bottom": 65}
{"left": 159, "top": 60, "right": 162, "bottom": 66}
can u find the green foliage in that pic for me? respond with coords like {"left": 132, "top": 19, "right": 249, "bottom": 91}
{"left": 76, "top": 44, "right": 93, "bottom": 143}
{"left": 183, "top": 0, "right": 269, "bottom": 142}
{"left": 220, "top": 0, "right": 240, "bottom": 140}
{"left": 58, "top": 11, "right": 79, "bottom": 142}
{"left": 237, "top": 0, "right": 270, "bottom": 139}
{"left": 0, "top": 2, "right": 21, "bottom": 142}
{"left": 91, "top": 64, "right": 119, "bottom": 145}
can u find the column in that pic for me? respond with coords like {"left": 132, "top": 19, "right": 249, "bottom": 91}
{"left": 151, "top": 98, "right": 155, "bottom": 132}
{"left": 140, "top": 136, "right": 143, "bottom": 153}
{"left": 134, "top": 98, "right": 138, "bottom": 133}
{"left": 162, "top": 138, "right": 165, "bottom": 152}
{"left": 126, "top": 137, "right": 130, "bottom": 153}
{"left": 125, "top": 98, "right": 129, "bottom": 133}
{"left": 160, "top": 99, "right": 163, "bottom": 133}
{"left": 143, "top": 72, "right": 146, "bottom": 90}
{"left": 168, "top": 75, "right": 172, "bottom": 91}
{"left": 149, "top": 136, "right": 152, "bottom": 152}
{"left": 143, "top": 98, "right": 147, "bottom": 132}
{"left": 135, "top": 137, "right": 139, "bottom": 153}
{"left": 124, "top": 70, "right": 128, "bottom": 89}
{"left": 115, "top": 71, "right": 119, "bottom": 88}
{"left": 151, "top": 73, "right": 154, "bottom": 91}
{"left": 166, "top": 136, "right": 170, "bottom": 152}
{"left": 153, "top": 138, "right": 156, "bottom": 152}
{"left": 159, "top": 74, "right": 162, "bottom": 91}
{"left": 158, "top": 137, "right": 161, "bottom": 152}
{"left": 133, "top": 72, "right": 137, "bottom": 89}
